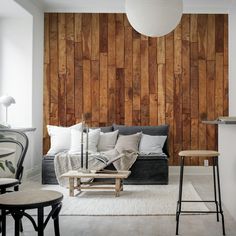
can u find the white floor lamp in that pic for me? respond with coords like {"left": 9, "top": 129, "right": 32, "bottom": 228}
{"left": 0, "top": 95, "right": 15, "bottom": 127}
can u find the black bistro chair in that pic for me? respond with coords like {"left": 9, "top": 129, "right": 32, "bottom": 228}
{"left": 0, "top": 129, "right": 29, "bottom": 232}
{"left": 0, "top": 129, "right": 29, "bottom": 193}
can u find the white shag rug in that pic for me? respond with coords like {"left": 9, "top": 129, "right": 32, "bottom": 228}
{"left": 38, "top": 183, "right": 208, "bottom": 216}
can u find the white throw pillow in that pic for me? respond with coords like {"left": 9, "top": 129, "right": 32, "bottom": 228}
{"left": 69, "top": 128, "right": 101, "bottom": 154}
{"left": 98, "top": 130, "right": 119, "bottom": 152}
{"left": 139, "top": 134, "right": 167, "bottom": 154}
{"left": 47, "top": 123, "right": 82, "bottom": 155}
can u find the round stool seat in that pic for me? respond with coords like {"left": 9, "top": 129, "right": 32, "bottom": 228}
{"left": 0, "top": 190, "right": 63, "bottom": 209}
{"left": 0, "top": 190, "right": 63, "bottom": 236}
{"left": 0, "top": 178, "right": 19, "bottom": 189}
{"left": 179, "top": 150, "right": 220, "bottom": 157}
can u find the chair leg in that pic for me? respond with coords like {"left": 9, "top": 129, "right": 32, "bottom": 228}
{"left": 52, "top": 203, "right": 62, "bottom": 236}
{"left": 213, "top": 157, "right": 219, "bottom": 222}
{"left": 216, "top": 157, "right": 226, "bottom": 235}
{"left": 1, "top": 209, "right": 6, "bottom": 236}
{"left": 176, "top": 157, "right": 185, "bottom": 235}
{"left": 38, "top": 207, "right": 44, "bottom": 236}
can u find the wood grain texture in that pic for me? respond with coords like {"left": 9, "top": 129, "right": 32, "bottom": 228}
{"left": 44, "top": 13, "right": 228, "bottom": 165}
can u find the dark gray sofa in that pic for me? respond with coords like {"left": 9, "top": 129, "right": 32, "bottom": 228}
{"left": 42, "top": 124, "right": 169, "bottom": 185}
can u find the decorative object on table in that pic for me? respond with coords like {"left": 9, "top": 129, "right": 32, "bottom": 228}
{"left": 80, "top": 114, "right": 84, "bottom": 168}
{"left": 85, "top": 125, "right": 89, "bottom": 170}
{"left": 125, "top": 0, "right": 183, "bottom": 37}
{"left": 0, "top": 95, "right": 15, "bottom": 127}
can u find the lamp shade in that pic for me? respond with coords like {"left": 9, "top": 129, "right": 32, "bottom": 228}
{"left": 125, "top": 0, "right": 183, "bottom": 37}
{"left": 0, "top": 95, "right": 16, "bottom": 107}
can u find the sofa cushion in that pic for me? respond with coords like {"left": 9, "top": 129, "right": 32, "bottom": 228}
{"left": 115, "top": 133, "right": 142, "bottom": 153}
{"left": 47, "top": 123, "right": 82, "bottom": 155}
{"left": 69, "top": 128, "right": 101, "bottom": 154}
{"left": 139, "top": 134, "right": 167, "bottom": 154}
{"left": 98, "top": 130, "right": 119, "bottom": 152}
{"left": 113, "top": 124, "right": 169, "bottom": 156}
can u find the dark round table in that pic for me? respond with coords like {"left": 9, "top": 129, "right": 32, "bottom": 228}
{"left": 0, "top": 190, "right": 63, "bottom": 236}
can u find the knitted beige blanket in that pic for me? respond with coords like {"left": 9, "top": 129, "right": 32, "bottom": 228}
{"left": 54, "top": 149, "right": 138, "bottom": 187}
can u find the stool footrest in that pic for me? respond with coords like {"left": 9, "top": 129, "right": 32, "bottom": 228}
{"left": 179, "top": 210, "right": 220, "bottom": 214}
{"left": 179, "top": 200, "right": 218, "bottom": 203}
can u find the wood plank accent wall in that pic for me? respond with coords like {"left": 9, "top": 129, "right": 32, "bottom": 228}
{"left": 44, "top": 13, "right": 228, "bottom": 166}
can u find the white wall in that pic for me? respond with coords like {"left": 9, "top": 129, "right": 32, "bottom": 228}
{"left": 0, "top": 17, "right": 33, "bottom": 127}
{"left": 229, "top": 1, "right": 236, "bottom": 116}
{"left": 14, "top": 0, "right": 44, "bottom": 175}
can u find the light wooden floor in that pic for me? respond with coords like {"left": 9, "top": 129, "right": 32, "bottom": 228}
{"left": 5, "top": 175, "right": 236, "bottom": 236}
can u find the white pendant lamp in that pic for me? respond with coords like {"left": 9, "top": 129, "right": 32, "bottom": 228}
{"left": 125, "top": 0, "right": 183, "bottom": 37}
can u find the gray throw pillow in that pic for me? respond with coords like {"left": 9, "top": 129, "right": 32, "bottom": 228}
{"left": 115, "top": 132, "right": 142, "bottom": 153}
{"left": 98, "top": 130, "right": 119, "bottom": 152}
{"left": 139, "top": 134, "right": 167, "bottom": 154}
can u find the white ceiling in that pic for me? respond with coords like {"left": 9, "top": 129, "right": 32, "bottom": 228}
{"left": 0, "top": 0, "right": 30, "bottom": 18}
{"left": 40, "top": 0, "right": 231, "bottom": 13}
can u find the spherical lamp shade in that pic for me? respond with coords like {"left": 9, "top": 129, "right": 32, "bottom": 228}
{"left": 0, "top": 95, "right": 15, "bottom": 107}
{"left": 125, "top": 0, "right": 183, "bottom": 37}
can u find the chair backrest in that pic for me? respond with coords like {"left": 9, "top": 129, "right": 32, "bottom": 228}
{"left": 0, "top": 129, "right": 29, "bottom": 182}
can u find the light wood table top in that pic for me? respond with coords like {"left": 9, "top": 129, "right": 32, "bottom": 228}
{"left": 179, "top": 150, "right": 220, "bottom": 157}
{"left": 61, "top": 170, "right": 131, "bottom": 179}
{"left": 0, "top": 148, "right": 15, "bottom": 158}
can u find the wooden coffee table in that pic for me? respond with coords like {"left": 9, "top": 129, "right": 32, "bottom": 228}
{"left": 61, "top": 170, "right": 131, "bottom": 197}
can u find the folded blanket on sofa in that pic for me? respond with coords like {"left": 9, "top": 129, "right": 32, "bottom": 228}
{"left": 54, "top": 149, "right": 138, "bottom": 187}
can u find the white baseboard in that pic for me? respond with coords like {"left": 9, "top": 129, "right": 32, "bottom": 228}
{"left": 169, "top": 166, "right": 212, "bottom": 175}
{"left": 24, "top": 165, "right": 41, "bottom": 180}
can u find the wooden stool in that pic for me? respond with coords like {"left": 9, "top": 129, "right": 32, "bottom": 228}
{"left": 0, "top": 190, "right": 63, "bottom": 236}
{"left": 176, "top": 150, "right": 225, "bottom": 235}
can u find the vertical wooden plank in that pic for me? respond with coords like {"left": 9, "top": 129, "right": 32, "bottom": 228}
{"left": 215, "top": 14, "right": 224, "bottom": 53}
{"left": 157, "top": 64, "right": 166, "bottom": 124}
{"left": 99, "top": 14, "right": 108, "bottom": 53}
{"left": 157, "top": 36, "right": 166, "bottom": 125}
{"left": 140, "top": 37, "right": 149, "bottom": 125}
{"left": 83, "top": 60, "right": 92, "bottom": 123}
{"left": 100, "top": 53, "right": 108, "bottom": 124}
{"left": 215, "top": 53, "right": 224, "bottom": 118}
{"left": 91, "top": 61, "right": 100, "bottom": 126}
{"left": 198, "top": 60, "right": 207, "bottom": 165}
{"left": 74, "top": 14, "right": 82, "bottom": 43}
{"left": 82, "top": 14, "right": 92, "bottom": 60}
{"left": 149, "top": 37, "right": 158, "bottom": 126}
{"left": 165, "top": 32, "right": 174, "bottom": 165}
{"left": 223, "top": 15, "right": 229, "bottom": 116}
{"left": 91, "top": 14, "right": 100, "bottom": 61}
{"left": 157, "top": 37, "right": 166, "bottom": 64}
{"left": 58, "top": 13, "right": 67, "bottom": 126}
{"left": 207, "top": 15, "right": 215, "bottom": 60}
{"left": 116, "top": 14, "right": 125, "bottom": 68}
{"left": 124, "top": 25, "right": 133, "bottom": 125}
{"left": 198, "top": 14, "right": 207, "bottom": 60}
{"left": 49, "top": 13, "right": 59, "bottom": 125}
{"left": 116, "top": 68, "right": 125, "bottom": 124}
{"left": 108, "top": 14, "right": 116, "bottom": 66}
{"left": 43, "top": 13, "right": 50, "bottom": 153}
{"left": 74, "top": 14, "right": 83, "bottom": 120}
{"left": 66, "top": 13, "right": 75, "bottom": 125}
{"left": 182, "top": 15, "right": 191, "bottom": 165}
{"left": 108, "top": 66, "right": 116, "bottom": 124}
{"left": 206, "top": 61, "right": 216, "bottom": 151}
{"left": 173, "top": 23, "right": 182, "bottom": 165}
{"left": 132, "top": 31, "right": 141, "bottom": 125}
